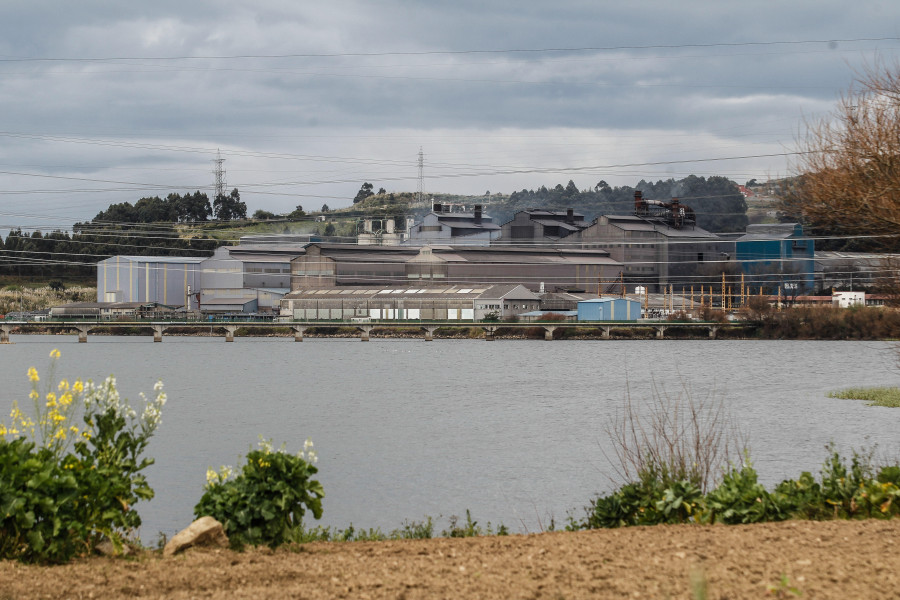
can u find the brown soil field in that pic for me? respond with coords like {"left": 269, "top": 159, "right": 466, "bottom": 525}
{"left": 2, "top": 519, "right": 899, "bottom": 599}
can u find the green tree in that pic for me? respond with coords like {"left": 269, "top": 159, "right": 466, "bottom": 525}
{"left": 134, "top": 196, "right": 174, "bottom": 222}
{"left": 353, "top": 182, "right": 375, "bottom": 204}
{"left": 213, "top": 188, "right": 247, "bottom": 221}
{"left": 173, "top": 191, "right": 212, "bottom": 222}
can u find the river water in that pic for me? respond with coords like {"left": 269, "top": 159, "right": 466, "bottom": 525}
{"left": 2, "top": 335, "right": 898, "bottom": 541}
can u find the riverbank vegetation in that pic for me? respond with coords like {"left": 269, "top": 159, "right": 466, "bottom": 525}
{"left": 4, "top": 357, "right": 900, "bottom": 564}
{"left": 570, "top": 383, "right": 900, "bottom": 529}
{"left": 828, "top": 386, "right": 900, "bottom": 407}
{"left": 742, "top": 304, "right": 900, "bottom": 339}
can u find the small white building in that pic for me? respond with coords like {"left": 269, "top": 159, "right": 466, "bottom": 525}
{"left": 832, "top": 291, "right": 866, "bottom": 308}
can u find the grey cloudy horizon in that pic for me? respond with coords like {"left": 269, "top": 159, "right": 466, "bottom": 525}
{"left": 2, "top": 1, "right": 899, "bottom": 230}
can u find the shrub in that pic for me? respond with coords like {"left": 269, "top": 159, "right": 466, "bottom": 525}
{"left": 604, "top": 382, "right": 747, "bottom": 494}
{"left": 704, "top": 461, "right": 788, "bottom": 524}
{"left": 0, "top": 350, "right": 165, "bottom": 562}
{"left": 576, "top": 446, "right": 900, "bottom": 531}
{"left": 195, "top": 438, "right": 324, "bottom": 549}
{"left": 0, "top": 438, "right": 79, "bottom": 563}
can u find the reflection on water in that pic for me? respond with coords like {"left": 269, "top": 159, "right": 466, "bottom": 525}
{"left": 2, "top": 335, "right": 897, "bottom": 539}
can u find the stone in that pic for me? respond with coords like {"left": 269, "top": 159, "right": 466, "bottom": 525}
{"left": 94, "top": 539, "right": 132, "bottom": 557}
{"left": 163, "top": 516, "right": 229, "bottom": 557}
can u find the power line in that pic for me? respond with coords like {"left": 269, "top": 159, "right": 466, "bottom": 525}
{"left": 2, "top": 37, "right": 897, "bottom": 63}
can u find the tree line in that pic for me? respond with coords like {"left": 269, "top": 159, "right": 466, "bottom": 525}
{"left": 93, "top": 189, "right": 246, "bottom": 223}
{"left": 0, "top": 189, "right": 252, "bottom": 280}
{"left": 0, "top": 226, "right": 221, "bottom": 280}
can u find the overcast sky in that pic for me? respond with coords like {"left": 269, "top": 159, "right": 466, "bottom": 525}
{"left": 2, "top": 1, "right": 899, "bottom": 230}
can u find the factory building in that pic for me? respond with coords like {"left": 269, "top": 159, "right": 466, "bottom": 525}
{"left": 198, "top": 245, "right": 305, "bottom": 312}
{"left": 577, "top": 297, "right": 643, "bottom": 322}
{"left": 407, "top": 203, "right": 501, "bottom": 246}
{"left": 96, "top": 256, "right": 204, "bottom": 306}
{"left": 290, "top": 243, "right": 622, "bottom": 293}
{"left": 574, "top": 191, "right": 728, "bottom": 293}
{"left": 735, "top": 223, "right": 814, "bottom": 294}
{"left": 498, "top": 208, "right": 590, "bottom": 244}
{"left": 281, "top": 284, "right": 540, "bottom": 321}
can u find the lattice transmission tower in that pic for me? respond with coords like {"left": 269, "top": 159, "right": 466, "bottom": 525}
{"left": 213, "top": 149, "right": 226, "bottom": 198}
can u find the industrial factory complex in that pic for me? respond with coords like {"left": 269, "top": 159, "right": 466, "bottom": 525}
{"left": 78, "top": 193, "right": 823, "bottom": 323}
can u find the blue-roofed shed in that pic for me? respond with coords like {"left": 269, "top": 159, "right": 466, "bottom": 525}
{"left": 577, "top": 297, "right": 642, "bottom": 321}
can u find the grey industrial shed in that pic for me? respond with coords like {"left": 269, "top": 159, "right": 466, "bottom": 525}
{"left": 281, "top": 284, "right": 539, "bottom": 321}
{"left": 97, "top": 256, "right": 204, "bottom": 306}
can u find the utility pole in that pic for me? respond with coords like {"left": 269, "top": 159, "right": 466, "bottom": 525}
{"left": 417, "top": 147, "right": 424, "bottom": 206}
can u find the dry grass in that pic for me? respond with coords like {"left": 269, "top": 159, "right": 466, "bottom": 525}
{"left": 604, "top": 381, "right": 748, "bottom": 492}
{"left": 0, "top": 285, "right": 96, "bottom": 314}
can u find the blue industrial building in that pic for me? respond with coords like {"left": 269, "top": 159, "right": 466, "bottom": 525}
{"left": 577, "top": 297, "right": 643, "bottom": 321}
{"left": 735, "top": 223, "right": 815, "bottom": 294}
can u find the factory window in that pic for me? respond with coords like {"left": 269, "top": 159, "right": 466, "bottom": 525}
{"left": 697, "top": 253, "right": 704, "bottom": 262}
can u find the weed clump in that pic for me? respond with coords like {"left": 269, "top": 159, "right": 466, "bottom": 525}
{"left": 828, "top": 386, "right": 900, "bottom": 407}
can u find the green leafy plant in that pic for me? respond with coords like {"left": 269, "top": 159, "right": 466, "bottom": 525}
{"left": 766, "top": 573, "right": 801, "bottom": 597}
{"left": 441, "top": 509, "right": 509, "bottom": 537}
{"left": 704, "top": 460, "right": 787, "bottom": 524}
{"left": 194, "top": 438, "right": 324, "bottom": 549}
{"left": 0, "top": 438, "right": 79, "bottom": 562}
{"left": 394, "top": 516, "right": 434, "bottom": 539}
{"left": 0, "top": 349, "right": 165, "bottom": 562}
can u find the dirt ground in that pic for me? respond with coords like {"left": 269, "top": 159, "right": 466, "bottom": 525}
{"left": 2, "top": 519, "right": 899, "bottom": 599}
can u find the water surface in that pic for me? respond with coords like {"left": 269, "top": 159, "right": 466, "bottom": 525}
{"left": 2, "top": 335, "right": 897, "bottom": 540}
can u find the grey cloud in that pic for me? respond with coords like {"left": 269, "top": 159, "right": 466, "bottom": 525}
{"left": 0, "top": 1, "right": 898, "bottom": 219}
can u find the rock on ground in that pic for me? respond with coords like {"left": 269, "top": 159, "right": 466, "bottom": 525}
{"left": 162, "top": 516, "right": 229, "bottom": 556}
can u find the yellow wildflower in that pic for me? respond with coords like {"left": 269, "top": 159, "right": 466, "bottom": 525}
{"left": 69, "top": 425, "right": 79, "bottom": 434}
{"left": 46, "top": 392, "right": 58, "bottom": 408}
{"left": 29, "top": 390, "right": 39, "bottom": 400}
{"left": 59, "top": 392, "right": 73, "bottom": 406}
{"left": 27, "top": 367, "right": 39, "bottom": 382}
{"left": 49, "top": 348, "right": 60, "bottom": 359}
{"left": 73, "top": 380, "right": 84, "bottom": 394}
{"left": 53, "top": 429, "right": 67, "bottom": 440}
{"left": 58, "top": 379, "right": 70, "bottom": 392}
{"left": 0, "top": 425, "right": 6, "bottom": 436}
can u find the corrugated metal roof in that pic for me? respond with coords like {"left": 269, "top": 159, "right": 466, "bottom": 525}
{"left": 531, "top": 219, "right": 588, "bottom": 231}
{"left": 100, "top": 256, "right": 207, "bottom": 264}
{"left": 284, "top": 284, "right": 530, "bottom": 301}
{"left": 200, "top": 298, "right": 256, "bottom": 306}
{"left": 476, "top": 285, "right": 539, "bottom": 300}
{"left": 601, "top": 216, "right": 719, "bottom": 238}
